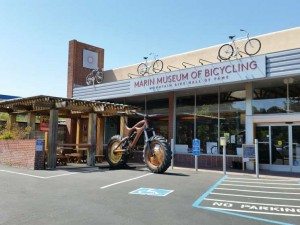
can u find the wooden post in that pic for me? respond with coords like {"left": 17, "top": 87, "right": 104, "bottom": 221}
{"left": 47, "top": 109, "right": 58, "bottom": 169}
{"left": 87, "top": 113, "right": 96, "bottom": 166}
{"left": 120, "top": 116, "right": 127, "bottom": 137}
{"left": 76, "top": 118, "right": 82, "bottom": 158}
{"left": 76, "top": 118, "right": 81, "bottom": 146}
{"left": 7, "top": 114, "right": 16, "bottom": 131}
{"left": 96, "top": 116, "right": 104, "bottom": 156}
{"left": 27, "top": 112, "right": 36, "bottom": 139}
{"left": 44, "top": 131, "right": 48, "bottom": 151}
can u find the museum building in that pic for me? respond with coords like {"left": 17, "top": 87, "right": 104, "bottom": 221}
{"left": 68, "top": 27, "right": 300, "bottom": 172}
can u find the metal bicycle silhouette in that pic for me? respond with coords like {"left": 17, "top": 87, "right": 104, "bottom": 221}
{"left": 86, "top": 69, "right": 104, "bottom": 85}
{"left": 218, "top": 29, "right": 261, "bottom": 60}
{"left": 137, "top": 53, "right": 164, "bottom": 76}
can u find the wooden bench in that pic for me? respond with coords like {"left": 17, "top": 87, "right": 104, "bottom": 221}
{"left": 57, "top": 144, "right": 91, "bottom": 164}
{"left": 95, "top": 155, "right": 104, "bottom": 163}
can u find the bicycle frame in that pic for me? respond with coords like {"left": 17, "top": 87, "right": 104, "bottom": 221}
{"left": 113, "top": 117, "right": 156, "bottom": 153}
{"left": 230, "top": 30, "right": 251, "bottom": 55}
{"left": 143, "top": 54, "right": 158, "bottom": 72}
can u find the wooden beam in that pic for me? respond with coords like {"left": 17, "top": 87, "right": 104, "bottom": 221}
{"left": 87, "top": 113, "right": 96, "bottom": 166}
{"left": 47, "top": 109, "right": 58, "bottom": 169}
{"left": 76, "top": 118, "right": 81, "bottom": 146}
{"left": 0, "top": 107, "right": 13, "bottom": 113}
{"left": 96, "top": 116, "right": 104, "bottom": 156}
{"left": 120, "top": 116, "right": 128, "bottom": 137}
{"left": 27, "top": 112, "right": 36, "bottom": 139}
{"left": 13, "top": 105, "right": 33, "bottom": 111}
{"left": 7, "top": 114, "right": 16, "bottom": 131}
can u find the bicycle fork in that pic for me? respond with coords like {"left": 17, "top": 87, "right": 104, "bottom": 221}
{"left": 144, "top": 129, "right": 156, "bottom": 155}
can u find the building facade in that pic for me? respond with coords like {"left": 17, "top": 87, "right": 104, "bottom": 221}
{"left": 69, "top": 27, "right": 300, "bottom": 172}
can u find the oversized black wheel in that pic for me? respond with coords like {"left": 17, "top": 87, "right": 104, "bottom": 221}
{"left": 218, "top": 44, "right": 234, "bottom": 60}
{"left": 137, "top": 63, "right": 148, "bottom": 76}
{"left": 106, "top": 135, "right": 127, "bottom": 167}
{"left": 143, "top": 135, "right": 172, "bottom": 174}
{"left": 244, "top": 38, "right": 261, "bottom": 56}
{"left": 152, "top": 59, "right": 163, "bottom": 73}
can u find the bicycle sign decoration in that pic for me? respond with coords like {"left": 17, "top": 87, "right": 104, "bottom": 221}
{"left": 86, "top": 68, "right": 104, "bottom": 85}
{"left": 137, "top": 53, "right": 164, "bottom": 76}
{"left": 218, "top": 29, "right": 261, "bottom": 60}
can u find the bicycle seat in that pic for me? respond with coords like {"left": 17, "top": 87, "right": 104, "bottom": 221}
{"left": 143, "top": 57, "right": 148, "bottom": 60}
{"left": 229, "top": 35, "right": 235, "bottom": 40}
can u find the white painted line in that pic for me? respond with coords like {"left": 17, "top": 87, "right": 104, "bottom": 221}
{"left": 204, "top": 198, "right": 300, "bottom": 208}
{"left": 215, "top": 187, "right": 300, "bottom": 195}
{"left": 100, "top": 173, "right": 153, "bottom": 189}
{"left": 211, "top": 192, "right": 300, "bottom": 201}
{"left": 224, "top": 180, "right": 300, "bottom": 186}
{"left": 0, "top": 169, "right": 77, "bottom": 179}
{"left": 0, "top": 169, "right": 45, "bottom": 179}
{"left": 43, "top": 172, "right": 78, "bottom": 179}
{"left": 226, "top": 177, "right": 299, "bottom": 182}
{"left": 202, "top": 206, "right": 300, "bottom": 217}
{"left": 220, "top": 183, "right": 300, "bottom": 190}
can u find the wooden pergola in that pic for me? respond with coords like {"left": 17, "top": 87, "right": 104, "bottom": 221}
{"left": 0, "top": 95, "right": 135, "bottom": 169}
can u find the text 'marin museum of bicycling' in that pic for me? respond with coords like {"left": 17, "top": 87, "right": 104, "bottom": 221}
{"left": 68, "top": 27, "right": 300, "bottom": 173}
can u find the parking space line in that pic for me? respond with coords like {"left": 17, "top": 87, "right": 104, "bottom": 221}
{"left": 204, "top": 198, "right": 300, "bottom": 208}
{"left": 193, "top": 175, "right": 300, "bottom": 224}
{"left": 0, "top": 169, "right": 77, "bottom": 179}
{"left": 224, "top": 180, "right": 300, "bottom": 186}
{"left": 0, "top": 169, "right": 46, "bottom": 179}
{"left": 197, "top": 206, "right": 293, "bottom": 225}
{"left": 202, "top": 206, "right": 300, "bottom": 217}
{"left": 100, "top": 173, "right": 153, "bottom": 189}
{"left": 220, "top": 183, "right": 300, "bottom": 189}
{"left": 43, "top": 173, "right": 78, "bottom": 179}
{"left": 211, "top": 192, "right": 300, "bottom": 201}
{"left": 215, "top": 187, "right": 300, "bottom": 195}
{"left": 192, "top": 176, "right": 227, "bottom": 207}
{"left": 226, "top": 177, "right": 299, "bottom": 182}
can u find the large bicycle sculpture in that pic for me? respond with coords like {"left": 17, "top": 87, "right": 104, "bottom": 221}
{"left": 106, "top": 112, "right": 172, "bottom": 173}
{"left": 86, "top": 69, "right": 104, "bottom": 85}
{"left": 137, "top": 53, "right": 164, "bottom": 76}
{"left": 218, "top": 29, "right": 261, "bottom": 60}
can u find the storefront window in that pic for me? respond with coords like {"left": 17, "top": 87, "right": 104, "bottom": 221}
{"left": 289, "top": 83, "right": 300, "bottom": 113}
{"left": 176, "top": 89, "right": 245, "bottom": 155}
{"left": 252, "top": 85, "right": 287, "bottom": 114}
{"left": 176, "top": 95, "right": 194, "bottom": 150}
{"left": 220, "top": 91, "right": 245, "bottom": 155}
{"left": 196, "top": 93, "right": 218, "bottom": 154}
{"left": 146, "top": 98, "right": 169, "bottom": 138}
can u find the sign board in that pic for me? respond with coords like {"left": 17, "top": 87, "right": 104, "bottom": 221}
{"left": 40, "top": 116, "right": 49, "bottom": 131}
{"left": 129, "top": 188, "right": 174, "bottom": 197}
{"left": 130, "top": 55, "right": 266, "bottom": 95}
{"left": 242, "top": 144, "right": 255, "bottom": 162}
{"left": 192, "top": 138, "right": 200, "bottom": 156}
{"left": 83, "top": 49, "right": 98, "bottom": 69}
{"left": 35, "top": 139, "right": 44, "bottom": 152}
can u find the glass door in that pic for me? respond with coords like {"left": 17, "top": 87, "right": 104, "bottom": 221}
{"left": 292, "top": 125, "right": 300, "bottom": 172}
{"left": 270, "top": 126, "right": 289, "bottom": 166}
{"left": 256, "top": 126, "right": 270, "bottom": 165}
{"left": 256, "top": 124, "right": 295, "bottom": 172}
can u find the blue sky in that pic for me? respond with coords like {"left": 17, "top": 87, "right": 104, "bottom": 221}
{"left": 0, "top": 0, "right": 299, "bottom": 97}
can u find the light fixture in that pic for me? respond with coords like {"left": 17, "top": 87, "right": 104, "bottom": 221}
{"left": 283, "top": 77, "right": 294, "bottom": 84}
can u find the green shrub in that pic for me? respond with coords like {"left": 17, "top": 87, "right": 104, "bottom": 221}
{"left": 0, "top": 124, "right": 32, "bottom": 140}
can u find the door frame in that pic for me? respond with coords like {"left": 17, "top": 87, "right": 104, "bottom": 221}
{"left": 255, "top": 122, "right": 300, "bottom": 172}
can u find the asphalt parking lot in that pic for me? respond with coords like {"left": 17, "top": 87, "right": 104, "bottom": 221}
{"left": 0, "top": 164, "right": 299, "bottom": 225}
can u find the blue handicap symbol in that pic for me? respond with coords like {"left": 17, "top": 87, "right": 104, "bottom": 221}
{"left": 129, "top": 188, "right": 174, "bottom": 197}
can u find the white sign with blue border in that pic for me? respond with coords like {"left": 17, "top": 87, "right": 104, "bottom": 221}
{"left": 129, "top": 188, "right": 174, "bottom": 197}
{"left": 35, "top": 139, "right": 44, "bottom": 152}
{"left": 192, "top": 139, "right": 200, "bottom": 156}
